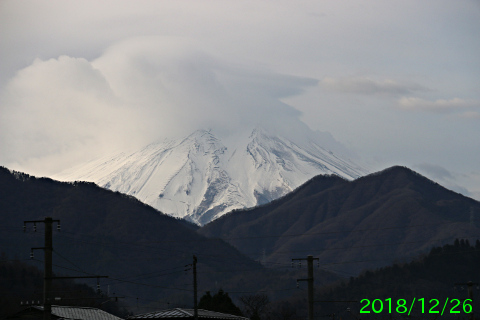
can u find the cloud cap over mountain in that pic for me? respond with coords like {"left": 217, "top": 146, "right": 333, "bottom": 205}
{"left": 0, "top": 36, "right": 317, "bottom": 175}
{"left": 1, "top": 1, "right": 479, "bottom": 199}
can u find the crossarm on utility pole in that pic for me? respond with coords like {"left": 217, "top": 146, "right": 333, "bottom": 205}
{"left": 24, "top": 217, "right": 60, "bottom": 320}
{"left": 454, "top": 281, "right": 478, "bottom": 320}
{"left": 292, "top": 255, "right": 319, "bottom": 320}
{"left": 193, "top": 255, "right": 198, "bottom": 320}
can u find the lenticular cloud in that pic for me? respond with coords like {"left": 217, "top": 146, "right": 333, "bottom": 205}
{"left": 0, "top": 36, "right": 317, "bottom": 175}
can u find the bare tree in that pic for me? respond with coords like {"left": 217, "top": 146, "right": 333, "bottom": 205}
{"left": 239, "top": 294, "right": 270, "bottom": 320}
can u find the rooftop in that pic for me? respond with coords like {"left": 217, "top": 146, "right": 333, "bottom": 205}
{"left": 7, "top": 305, "right": 123, "bottom": 320}
{"left": 127, "top": 308, "right": 248, "bottom": 320}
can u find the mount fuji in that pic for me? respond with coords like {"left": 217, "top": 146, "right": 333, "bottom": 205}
{"left": 54, "top": 126, "right": 368, "bottom": 225}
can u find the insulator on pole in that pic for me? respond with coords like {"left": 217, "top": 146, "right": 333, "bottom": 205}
{"left": 57, "top": 223, "right": 61, "bottom": 231}
{"left": 30, "top": 250, "right": 34, "bottom": 259}
{"left": 33, "top": 223, "right": 36, "bottom": 232}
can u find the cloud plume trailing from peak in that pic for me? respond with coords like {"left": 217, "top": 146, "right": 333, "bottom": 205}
{"left": 414, "top": 163, "right": 474, "bottom": 197}
{"left": 320, "top": 76, "right": 426, "bottom": 96}
{"left": 398, "top": 97, "right": 480, "bottom": 113}
{"left": 0, "top": 36, "right": 317, "bottom": 175}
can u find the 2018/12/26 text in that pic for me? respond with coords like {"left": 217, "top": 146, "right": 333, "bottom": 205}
{"left": 360, "top": 298, "right": 472, "bottom": 316}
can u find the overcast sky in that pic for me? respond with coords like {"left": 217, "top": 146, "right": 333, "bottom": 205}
{"left": 1, "top": 0, "right": 479, "bottom": 200}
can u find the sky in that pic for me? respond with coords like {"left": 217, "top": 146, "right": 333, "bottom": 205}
{"left": 0, "top": 0, "right": 479, "bottom": 200}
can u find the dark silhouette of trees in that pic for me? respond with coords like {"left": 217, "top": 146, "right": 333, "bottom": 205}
{"left": 314, "top": 239, "right": 480, "bottom": 319}
{"left": 198, "top": 289, "right": 243, "bottom": 316}
{"left": 0, "top": 254, "right": 129, "bottom": 318}
{"left": 239, "top": 294, "right": 270, "bottom": 320}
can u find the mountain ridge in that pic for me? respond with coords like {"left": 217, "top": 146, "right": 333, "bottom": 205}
{"left": 198, "top": 165, "right": 480, "bottom": 274}
{"left": 0, "top": 166, "right": 343, "bottom": 309}
{"left": 54, "top": 127, "right": 368, "bottom": 225}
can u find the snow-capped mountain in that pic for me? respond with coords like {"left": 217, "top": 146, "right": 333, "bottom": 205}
{"left": 54, "top": 127, "right": 368, "bottom": 225}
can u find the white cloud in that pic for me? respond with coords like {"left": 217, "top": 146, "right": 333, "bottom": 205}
{"left": 320, "top": 77, "right": 426, "bottom": 96}
{"left": 0, "top": 0, "right": 479, "bottom": 195}
{"left": 0, "top": 36, "right": 317, "bottom": 175}
{"left": 414, "top": 163, "right": 477, "bottom": 199}
{"left": 89, "top": 37, "right": 317, "bottom": 136}
{"left": 398, "top": 97, "right": 480, "bottom": 113}
{"left": 0, "top": 55, "right": 140, "bottom": 174}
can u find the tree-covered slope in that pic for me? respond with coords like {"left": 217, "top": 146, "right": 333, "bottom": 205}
{"left": 199, "top": 166, "right": 480, "bottom": 274}
{"left": 0, "top": 166, "right": 339, "bottom": 312}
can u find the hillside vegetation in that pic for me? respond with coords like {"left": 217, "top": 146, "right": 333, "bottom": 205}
{"left": 313, "top": 239, "right": 480, "bottom": 319}
{"left": 199, "top": 166, "right": 480, "bottom": 275}
{"left": 0, "top": 166, "right": 339, "bottom": 312}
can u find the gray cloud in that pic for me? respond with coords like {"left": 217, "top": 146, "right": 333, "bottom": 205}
{"left": 0, "top": 1, "right": 479, "bottom": 199}
{"left": 415, "top": 163, "right": 455, "bottom": 181}
{"left": 458, "top": 111, "right": 480, "bottom": 119}
{"left": 415, "top": 163, "right": 474, "bottom": 197}
{"left": 398, "top": 97, "right": 480, "bottom": 113}
{"left": 320, "top": 77, "right": 426, "bottom": 96}
{"left": 0, "top": 36, "right": 317, "bottom": 175}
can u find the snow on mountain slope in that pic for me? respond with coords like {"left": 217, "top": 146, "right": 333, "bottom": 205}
{"left": 54, "top": 128, "right": 368, "bottom": 225}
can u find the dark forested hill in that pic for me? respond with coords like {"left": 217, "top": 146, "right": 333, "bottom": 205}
{"left": 313, "top": 239, "right": 480, "bottom": 319}
{"left": 0, "top": 167, "right": 340, "bottom": 312}
{"left": 199, "top": 166, "right": 480, "bottom": 275}
{"left": 0, "top": 256, "right": 129, "bottom": 318}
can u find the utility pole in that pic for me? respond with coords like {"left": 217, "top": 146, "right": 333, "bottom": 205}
{"left": 292, "top": 255, "right": 319, "bottom": 320}
{"left": 24, "top": 217, "right": 60, "bottom": 320}
{"left": 455, "top": 281, "right": 478, "bottom": 320}
{"left": 44, "top": 218, "right": 52, "bottom": 320}
{"left": 193, "top": 255, "right": 198, "bottom": 320}
{"left": 25, "top": 218, "right": 108, "bottom": 319}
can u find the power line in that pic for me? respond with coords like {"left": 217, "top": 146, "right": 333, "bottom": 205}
{"left": 29, "top": 257, "right": 193, "bottom": 293}
{"left": 10, "top": 220, "right": 479, "bottom": 270}
{"left": 25, "top": 232, "right": 480, "bottom": 277}
{"left": 108, "top": 266, "right": 187, "bottom": 282}
{"left": 50, "top": 228, "right": 480, "bottom": 271}
{"left": 52, "top": 249, "right": 88, "bottom": 274}
{"left": 106, "top": 275, "right": 194, "bottom": 292}
{"left": 25, "top": 234, "right": 480, "bottom": 282}
{"left": 13, "top": 219, "right": 470, "bottom": 248}
{"left": 13, "top": 218, "right": 480, "bottom": 291}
